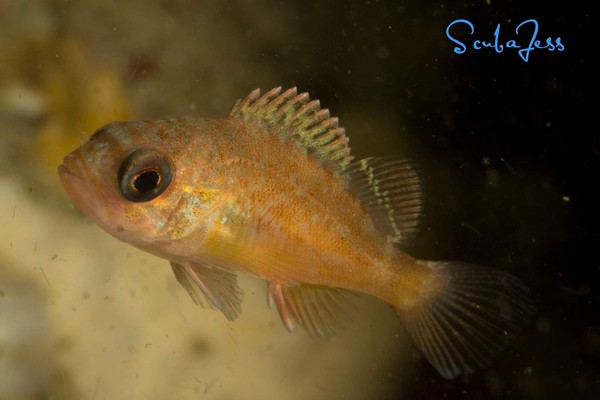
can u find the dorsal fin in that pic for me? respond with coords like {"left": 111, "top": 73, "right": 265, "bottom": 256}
{"left": 348, "top": 157, "right": 422, "bottom": 246}
{"left": 228, "top": 87, "right": 354, "bottom": 177}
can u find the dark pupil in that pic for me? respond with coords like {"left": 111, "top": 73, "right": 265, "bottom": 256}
{"left": 133, "top": 170, "right": 160, "bottom": 194}
{"left": 118, "top": 148, "right": 173, "bottom": 202}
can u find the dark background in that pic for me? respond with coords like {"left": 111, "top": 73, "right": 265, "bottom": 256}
{"left": 262, "top": 1, "right": 595, "bottom": 399}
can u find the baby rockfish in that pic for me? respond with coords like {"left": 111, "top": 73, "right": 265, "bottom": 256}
{"left": 58, "top": 87, "right": 535, "bottom": 378}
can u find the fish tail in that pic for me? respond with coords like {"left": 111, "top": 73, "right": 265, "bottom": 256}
{"left": 394, "top": 260, "right": 535, "bottom": 379}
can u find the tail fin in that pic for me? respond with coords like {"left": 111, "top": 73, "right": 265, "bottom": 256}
{"left": 395, "top": 261, "right": 535, "bottom": 379}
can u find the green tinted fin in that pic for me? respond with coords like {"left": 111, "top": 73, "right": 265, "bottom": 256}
{"left": 267, "top": 281, "right": 356, "bottom": 337}
{"left": 228, "top": 87, "right": 354, "bottom": 178}
{"left": 347, "top": 157, "right": 422, "bottom": 246}
{"left": 170, "top": 261, "right": 243, "bottom": 321}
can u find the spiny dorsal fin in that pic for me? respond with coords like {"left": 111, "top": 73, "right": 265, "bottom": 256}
{"left": 348, "top": 157, "right": 422, "bottom": 246}
{"left": 228, "top": 87, "right": 353, "bottom": 177}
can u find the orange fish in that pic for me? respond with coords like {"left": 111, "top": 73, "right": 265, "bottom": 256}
{"left": 58, "top": 87, "right": 535, "bottom": 378}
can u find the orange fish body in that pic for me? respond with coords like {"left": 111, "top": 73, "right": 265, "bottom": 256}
{"left": 59, "top": 87, "right": 535, "bottom": 379}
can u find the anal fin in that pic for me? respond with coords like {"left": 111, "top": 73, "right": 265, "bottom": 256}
{"left": 267, "top": 281, "right": 355, "bottom": 337}
{"left": 170, "top": 261, "right": 243, "bottom": 321}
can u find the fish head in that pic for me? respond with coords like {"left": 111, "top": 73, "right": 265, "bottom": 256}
{"left": 58, "top": 119, "right": 222, "bottom": 259}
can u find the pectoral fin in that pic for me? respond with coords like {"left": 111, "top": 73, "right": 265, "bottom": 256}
{"left": 267, "top": 281, "right": 355, "bottom": 337}
{"left": 170, "top": 261, "right": 243, "bottom": 321}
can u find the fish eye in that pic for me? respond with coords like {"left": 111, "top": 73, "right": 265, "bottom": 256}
{"left": 118, "top": 148, "right": 173, "bottom": 202}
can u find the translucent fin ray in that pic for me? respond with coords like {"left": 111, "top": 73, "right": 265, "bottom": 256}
{"left": 348, "top": 157, "right": 422, "bottom": 246}
{"left": 396, "top": 261, "right": 535, "bottom": 379}
{"left": 170, "top": 261, "right": 243, "bottom": 321}
{"left": 267, "top": 281, "right": 356, "bottom": 337}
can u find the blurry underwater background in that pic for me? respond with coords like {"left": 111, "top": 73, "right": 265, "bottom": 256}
{"left": 0, "top": 0, "right": 595, "bottom": 399}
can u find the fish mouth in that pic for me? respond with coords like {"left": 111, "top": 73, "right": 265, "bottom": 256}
{"left": 58, "top": 154, "right": 87, "bottom": 199}
{"left": 58, "top": 153, "right": 138, "bottom": 242}
{"left": 58, "top": 152, "right": 171, "bottom": 246}
{"left": 58, "top": 153, "right": 106, "bottom": 222}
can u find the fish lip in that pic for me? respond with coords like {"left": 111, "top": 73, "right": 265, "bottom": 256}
{"left": 57, "top": 152, "right": 154, "bottom": 243}
{"left": 58, "top": 152, "right": 103, "bottom": 220}
{"left": 57, "top": 151, "right": 173, "bottom": 246}
{"left": 58, "top": 153, "right": 84, "bottom": 182}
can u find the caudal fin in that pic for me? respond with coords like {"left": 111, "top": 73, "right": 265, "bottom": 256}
{"left": 395, "top": 261, "right": 535, "bottom": 379}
